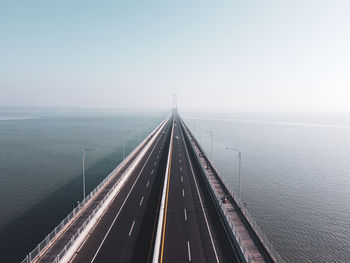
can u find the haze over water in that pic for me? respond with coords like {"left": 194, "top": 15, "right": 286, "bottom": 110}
{"left": 183, "top": 111, "right": 350, "bottom": 262}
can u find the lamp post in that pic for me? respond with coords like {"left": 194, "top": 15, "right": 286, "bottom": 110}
{"left": 225, "top": 147, "right": 242, "bottom": 199}
{"left": 193, "top": 121, "right": 202, "bottom": 142}
{"left": 138, "top": 123, "right": 144, "bottom": 144}
{"left": 82, "top": 148, "right": 96, "bottom": 200}
{"left": 207, "top": 131, "right": 213, "bottom": 161}
{"left": 123, "top": 129, "right": 132, "bottom": 159}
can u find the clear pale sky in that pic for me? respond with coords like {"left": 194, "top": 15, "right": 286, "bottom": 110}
{"left": 1, "top": 1, "right": 350, "bottom": 112}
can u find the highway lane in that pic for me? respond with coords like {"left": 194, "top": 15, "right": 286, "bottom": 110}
{"left": 36, "top": 118, "right": 170, "bottom": 263}
{"left": 179, "top": 116, "right": 241, "bottom": 263}
{"left": 160, "top": 114, "right": 240, "bottom": 263}
{"left": 71, "top": 117, "right": 172, "bottom": 263}
{"left": 160, "top": 116, "right": 207, "bottom": 263}
{"left": 69, "top": 112, "right": 239, "bottom": 263}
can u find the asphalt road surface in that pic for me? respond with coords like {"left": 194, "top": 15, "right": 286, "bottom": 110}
{"left": 70, "top": 113, "right": 239, "bottom": 263}
{"left": 72, "top": 118, "right": 172, "bottom": 263}
{"left": 159, "top": 114, "right": 239, "bottom": 263}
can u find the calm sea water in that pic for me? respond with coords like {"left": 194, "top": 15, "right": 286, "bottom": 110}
{"left": 182, "top": 112, "right": 350, "bottom": 263}
{"left": 1, "top": 109, "right": 349, "bottom": 262}
{"left": 0, "top": 107, "right": 167, "bottom": 262}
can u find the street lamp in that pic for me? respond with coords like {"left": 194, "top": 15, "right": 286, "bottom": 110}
{"left": 225, "top": 147, "right": 242, "bottom": 199}
{"left": 82, "top": 148, "right": 97, "bottom": 200}
{"left": 138, "top": 123, "right": 144, "bottom": 144}
{"left": 123, "top": 128, "right": 132, "bottom": 159}
{"left": 193, "top": 121, "right": 202, "bottom": 142}
{"left": 206, "top": 131, "right": 213, "bottom": 161}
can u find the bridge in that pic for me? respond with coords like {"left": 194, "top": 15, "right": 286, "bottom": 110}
{"left": 21, "top": 110, "right": 284, "bottom": 263}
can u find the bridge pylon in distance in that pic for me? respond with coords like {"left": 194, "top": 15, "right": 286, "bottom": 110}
{"left": 172, "top": 94, "right": 177, "bottom": 114}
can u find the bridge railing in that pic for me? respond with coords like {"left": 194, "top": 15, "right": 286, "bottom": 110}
{"left": 209, "top": 179, "right": 254, "bottom": 263}
{"left": 181, "top": 118, "right": 284, "bottom": 263}
{"left": 21, "top": 117, "right": 169, "bottom": 263}
{"left": 20, "top": 157, "right": 129, "bottom": 263}
{"left": 53, "top": 175, "right": 122, "bottom": 263}
{"left": 51, "top": 118, "right": 168, "bottom": 263}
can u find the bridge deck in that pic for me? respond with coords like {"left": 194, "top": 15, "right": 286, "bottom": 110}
{"left": 159, "top": 115, "right": 239, "bottom": 263}
{"left": 182, "top": 119, "right": 274, "bottom": 263}
{"left": 29, "top": 118, "right": 169, "bottom": 263}
{"left": 22, "top": 112, "right": 280, "bottom": 263}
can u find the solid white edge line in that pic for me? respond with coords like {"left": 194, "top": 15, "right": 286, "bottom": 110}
{"left": 89, "top": 122, "right": 166, "bottom": 263}
{"left": 60, "top": 115, "right": 171, "bottom": 263}
{"left": 62, "top": 116, "right": 170, "bottom": 263}
{"left": 180, "top": 121, "right": 220, "bottom": 263}
{"left": 56, "top": 116, "right": 169, "bottom": 263}
{"left": 152, "top": 117, "right": 175, "bottom": 263}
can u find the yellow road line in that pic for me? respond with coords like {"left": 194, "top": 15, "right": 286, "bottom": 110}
{"left": 160, "top": 123, "right": 174, "bottom": 263}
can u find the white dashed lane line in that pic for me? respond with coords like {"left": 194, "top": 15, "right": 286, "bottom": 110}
{"left": 184, "top": 209, "right": 187, "bottom": 221}
{"left": 187, "top": 241, "right": 191, "bottom": 261}
{"left": 182, "top": 189, "right": 185, "bottom": 197}
{"left": 146, "top": 180, "right": 150, "bottom": 187}
{"left": 129, "top": 220, "right": 135, "bottom": 236}
{"left": 181, "top": 176, "right": 183, "bottom": 182}
{"left": 139, "top": 196, "right": 144, "bottom": 206}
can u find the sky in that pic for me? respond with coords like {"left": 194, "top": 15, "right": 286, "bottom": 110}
{"left": 1, "top": 0, "right": 350, "bottom": 112}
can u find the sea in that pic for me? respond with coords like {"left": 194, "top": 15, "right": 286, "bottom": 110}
{"left": 0, "top": 108, "right": 349, "bottom": 262}
{"left": 0, "top": 107, "right": 168, "bottom": 262}
{"left": 182, "top": 111, "right": 350, "bottom": 263}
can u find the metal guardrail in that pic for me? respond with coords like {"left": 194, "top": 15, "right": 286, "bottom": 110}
{"left": 21, "top": 117, "right": 169, "bottom": 263}
{"left": 218, "top": 175, "right": 285, "bottom": 263}
{"left": 181, "top": 119, "right": 285, "bottom": 263}
{"left": 51, "top": 172, "right": 125, "bottom": 263}
{"left": 20, "top": 163, "right": 124, "bottom": 263}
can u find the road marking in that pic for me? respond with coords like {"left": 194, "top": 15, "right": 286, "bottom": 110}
{"left": 187, "top": 241, "right": 191, "bottom": 261}
{"left": 158, "top": 121, "right": 174, "bottom": 263}
{"left": 157, "top": 155, "right": 159, "bottom": 159}
{"left": 179, "top": 153, "right": 181, "bottom": 157}
{"left": 139, "top": 196, "right": 144, "bottom": 206}
{"left": 90, "top": 128, "right": 164, "bottom": 263}
{"left": 154, "top": 161, "right": 157, "bottom": 166}
{"left": 179, "top": 159, "right": 181, "bottom": 163}
{"left": 146, "top": 180, "right": 150, "bottom": 187}
{"left": 182, "top": 189, "right": 185, "bottom": 197}
{"left": 151, "top": 169, "right": 154, "bottom": 175}
{"left": 184, "top": 209, "right": 187, "bottom": 221}
{"left": 129, "top": 220, "right": 135, "bottom": 236}
{"left": 180, "top": 166, "right": 182, "bottom": 172}
{"left": 180, "top": 124, "right": 220, "bottom": 263}
{"left": 181, "top": 176, "right": 183, "bottom": 182}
